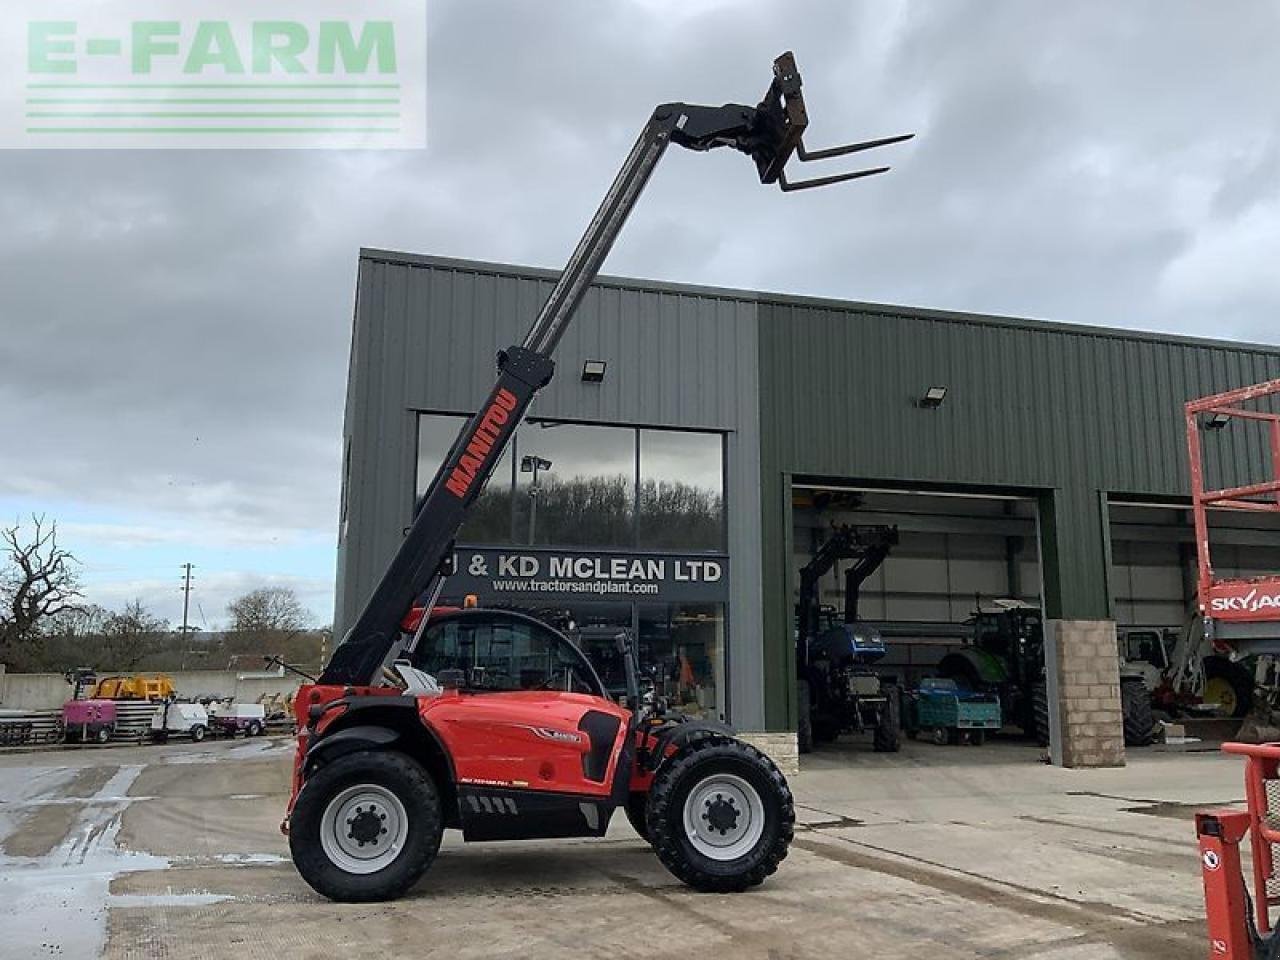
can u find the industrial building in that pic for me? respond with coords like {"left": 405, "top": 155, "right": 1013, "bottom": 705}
{"left": 336, "top": 249, "right": 1280, "bottom": 764}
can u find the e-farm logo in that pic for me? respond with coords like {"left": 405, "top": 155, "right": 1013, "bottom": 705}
{"left": 4, "top": 1, "right": 426, "bottom": 149}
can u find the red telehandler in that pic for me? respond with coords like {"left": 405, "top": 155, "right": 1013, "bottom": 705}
{"left": 1189, "top": 378, "right": 1280, "bottom": 958}
{"left": 283, "top": 53, "right": 912, "bottom": 902}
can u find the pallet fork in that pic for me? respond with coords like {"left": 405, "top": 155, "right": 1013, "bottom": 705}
{"left": 322, "top": 53, "right": 912, "bottom": 687}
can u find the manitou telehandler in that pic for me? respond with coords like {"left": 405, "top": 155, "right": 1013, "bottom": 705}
{"left": 1186, "top": 379, "right": 1280, "bottom": 958}
{"left": 283, "top": 53, "right": 911, "bottom": 902}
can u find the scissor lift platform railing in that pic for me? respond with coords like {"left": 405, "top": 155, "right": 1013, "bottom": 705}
{"left": 1186, "top": 379, "right": 1280, "bottom": 657}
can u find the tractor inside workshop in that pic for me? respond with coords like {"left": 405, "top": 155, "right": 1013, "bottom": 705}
{"left": 939, "top": 599, "right": 1156, "bottom": 747}
{"left": 282, "top": 52, "right": 912, "bottom": 901}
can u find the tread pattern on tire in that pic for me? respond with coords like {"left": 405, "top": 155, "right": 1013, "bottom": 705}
{"left": 646, "top": 735, "right": 794, "bottom": 893}
{"left": 289, "top": 750, "right": 442, "bottom": 903}
{"left": 1204, "top": 657, "right": 1255, "bottom": 718}
{"left": 873, "top": 685, "right": 901, "bottom": 753}
{"left": 1121, "top": 679, "right": 1156, "bottom": 747}
{"left": 797, "top": 681, "right": 813, "bottom": 755}
{"left": 1031, "top": 682, "right": 1051, "bottom": 747}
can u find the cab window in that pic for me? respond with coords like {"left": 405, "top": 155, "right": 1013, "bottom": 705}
{"left": 415, "top": 617, "right": 602, "bottom": 696}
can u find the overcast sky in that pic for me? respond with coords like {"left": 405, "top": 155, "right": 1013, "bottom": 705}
{"left": 1, "top": 1, "right": 1277, "bottom": 629}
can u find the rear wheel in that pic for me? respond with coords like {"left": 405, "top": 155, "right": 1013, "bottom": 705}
{"left": 290, "top": 750, "right": 442, "bottom": 902}
{"left": 1203, "top": 658, "right": 1254, "bottom": 718}
{"left": 872, "top": 685, "right": 901, "bottom": 753}
{"left": 647, "top": 736, "right": 793, "bottom": 893}
{"left": 1030, "top": 682, "right": 1051, "bottom": 747}
{"left": 248, "top": 720, "right": 264, "bottom": 737}
{"left": 190, "top": 724, "right": 206, "bottom": 743}
{"left": 96, "top": 726, "right": 111, "bottom": 744}
{"left": 1121, "top": 679, "right": 1155, "bottom": 747}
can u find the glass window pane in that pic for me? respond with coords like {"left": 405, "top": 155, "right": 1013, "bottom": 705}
{"left": 514, "top": 422, "right": 635, "bottom": 547}
{"left": 638, "top": 602, "right": 725, "bottom": 720}
{"left": 416, "top": 413, "right": 514, "bottom": 544}
{"left": 638, "top": 430, "right": 724, "bottom": 550}
{"left": 414, "top": 617, "right": 598, "bottom": 694}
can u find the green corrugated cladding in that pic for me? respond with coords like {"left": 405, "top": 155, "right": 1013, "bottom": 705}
{"left": 756, "top": 299, "right": 1280, "bottom": 730}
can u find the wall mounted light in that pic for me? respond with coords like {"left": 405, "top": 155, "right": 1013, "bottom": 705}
{"left": 918, "top": 385, "right": 948, "bottom": 409}
{"left": 1204, "top": 411, "right": 1231, "bottom": 430}
{"left": 581, "top": 360, "right": 607, "bottom": 383}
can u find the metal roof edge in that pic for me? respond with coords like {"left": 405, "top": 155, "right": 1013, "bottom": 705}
{"left": 357, "top": 248, "right": 1280, "bottom": 357}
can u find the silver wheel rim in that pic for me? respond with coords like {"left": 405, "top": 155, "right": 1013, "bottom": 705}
{"left": 320, "top": 784, "right": 409, "bottom": 875}
{"left": 681, "top": 773, "right": 765, "bottom": 861}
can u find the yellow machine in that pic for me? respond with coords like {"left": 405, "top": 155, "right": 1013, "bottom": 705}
{"left": 90, "top": 674, "right": 176, "bottom": 701}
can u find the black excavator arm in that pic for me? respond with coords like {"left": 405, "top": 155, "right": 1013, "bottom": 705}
{"left": 322, "top": 52, "right": 912, "bottom": 686}
{"left": 796, "top": 524, "right": 899, "bottom": 671}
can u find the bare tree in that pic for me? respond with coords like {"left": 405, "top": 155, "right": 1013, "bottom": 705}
{"left": 0, "top": 515, "right": 81, "bottom": 659}
{"left": 98, "top": 600, "right": 171, "bottom": 670}
{"left": 226, "top": 587, "right": 313, "bottom": 655}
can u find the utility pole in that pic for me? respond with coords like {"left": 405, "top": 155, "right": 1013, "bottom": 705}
{"left": 180, "top": 563, "right": 194, "bottom": 634}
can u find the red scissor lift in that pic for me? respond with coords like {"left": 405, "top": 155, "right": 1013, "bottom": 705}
{"left": 1190, "top": 379, "right": 1280, "bottom": 958}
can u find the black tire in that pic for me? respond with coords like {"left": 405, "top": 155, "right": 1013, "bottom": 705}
{"left": 1203, "top": 657, "right": 1254, "bottom": 719}
{"left": 290, "top": 750, "right": 442, "bottom": 902}
{"left": 1030, "top": 682, "right": 1051, "bottom": 747}
{"left": 872, "top": 685, "right": 901, "bottom": 753}
{"left": 945, "top": 727, "right": 962, "bottom": 746}
{"left": 190, "top": 724, "right": 206, "bottom": 743}
{"left": 96, "top": 726, "right": 111, "bottom": 744}
{"left": 1121, "top": 679, "right": 1156, "bottom": 747}
{"left": 647, "top": 736, "right": 794, "bottom": 893}
{"left": 796, "top": 681, "right": 813, "bottom": 755}
{"left": 248, "top": 720, "right": 263, "bottom": 737}
{"left": 969, "top": 729, "right": 986, "bottom": 746}
{"left": 626, "top": 792, "right": 650, "bottom": 842}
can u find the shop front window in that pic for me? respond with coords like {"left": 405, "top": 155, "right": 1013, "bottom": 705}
{"left": 639, "top": 602, "right": 725, "bottom": 720}
{"left": 416, "top": 413, "right": 726, "bottom": 553}
{"left": 417, "top": 413, "right": 514, "bottom": 544}
{"left": 514, "top": 422, "right": 635, "bottom": 548}
{"left": 638, "top": 429, "right": 724, "bottom": 551}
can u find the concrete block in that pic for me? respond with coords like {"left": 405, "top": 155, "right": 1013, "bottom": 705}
{"left": 737, "top": 732, "right": 799, "bottom": 777}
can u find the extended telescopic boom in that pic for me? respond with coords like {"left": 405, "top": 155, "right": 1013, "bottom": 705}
{"left": 322, "top": 52, "right": 912, "bottom": 686}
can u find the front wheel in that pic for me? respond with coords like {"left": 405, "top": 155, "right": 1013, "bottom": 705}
{"left": 248, "top": 720, "right": 264, "bottom": 737}
{"left": 190, "top": 724, "right": 206, "bottom": 743}
{"left": 289, "top": 751, "right": 442, "bottom": 902}
{"left": 96, "top": 726, "right": 111, "bottom": 744}
{"left": 646, "top": 736, "right": 793, "bottom": 893}
{"left": 872, "top": 685, "right": 901, "bottom": 753}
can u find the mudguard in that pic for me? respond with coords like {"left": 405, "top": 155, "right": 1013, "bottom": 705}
{"left": 305, "top": 724, "right": 401, "bottom": 769}
{"left": 644, "top": 718, "right": 735, "bottom": 771}
{"left": 941, "top": 648, "right": 1008, "bottom": 686}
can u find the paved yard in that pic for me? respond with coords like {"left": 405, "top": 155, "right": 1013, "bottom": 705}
{"left": 0, "top": 735, "right": 1237, "bottom": 960}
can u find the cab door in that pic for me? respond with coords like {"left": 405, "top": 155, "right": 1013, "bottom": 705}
{"left": 414, "top": 611, "right": 633, "bottom": 840}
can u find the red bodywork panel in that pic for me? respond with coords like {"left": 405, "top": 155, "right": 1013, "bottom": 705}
{"left": 421, "top": 690, "right": 629, "bottom": 796}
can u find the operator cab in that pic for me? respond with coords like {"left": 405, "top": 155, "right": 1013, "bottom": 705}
{"left": 403, "top": 607, "right": 608, "bottom": 700}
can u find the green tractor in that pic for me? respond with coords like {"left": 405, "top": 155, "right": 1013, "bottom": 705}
{"left": 937, "top": 600, "right": 1051, "bottom": 745}
{"left": 938, "top": 599, "right": 1154, "bottom": 747}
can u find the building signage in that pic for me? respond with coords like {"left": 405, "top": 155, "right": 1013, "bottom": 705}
{"left": 446, "top": 547, "right": 730, "bottom": 603}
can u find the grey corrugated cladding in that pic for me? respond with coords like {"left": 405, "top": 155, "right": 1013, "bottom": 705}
{"left": 339, "top": 250, "right": 1280, "bottom": 732}
{"left": 755, "top": 299, "right": 1279, "bottom": 728}
{"left": 339, "top": 251, "right": 767, "bottom": 728}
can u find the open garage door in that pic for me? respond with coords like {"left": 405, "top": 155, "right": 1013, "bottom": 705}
{"left": 792, "top": 484, "right": 1048, "bottom": 756}
{"left": 1109, "top": 500, "right": 1280, "bottom": 719}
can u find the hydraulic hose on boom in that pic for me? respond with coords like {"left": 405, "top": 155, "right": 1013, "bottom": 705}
{"left": 322, "top": 51, "right": 912, "bottom": 687}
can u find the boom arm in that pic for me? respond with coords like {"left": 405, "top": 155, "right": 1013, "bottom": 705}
{"left": 796, "top": 524, "right": 898, "bottom": 669}
{"left": 322, "top": 52, "right": 912, "bottom": 686}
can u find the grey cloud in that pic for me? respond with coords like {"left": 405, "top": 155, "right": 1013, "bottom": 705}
{"left": 1, "top": 0, "right": 1277, "bottom": 615}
